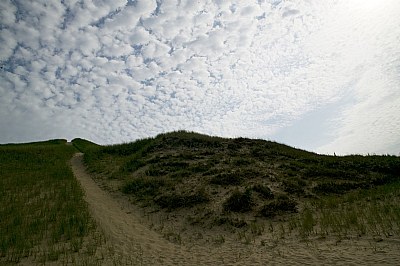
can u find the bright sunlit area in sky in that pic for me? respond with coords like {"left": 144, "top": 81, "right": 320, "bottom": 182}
{"left": 348, "top": 0, "right": 387, "bottom": 11}
{"left": 1, "top": 0, "right": 399, "bottom": 155}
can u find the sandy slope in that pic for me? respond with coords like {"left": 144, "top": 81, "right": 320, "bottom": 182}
{"left": 71, "top": 153, "right": 400, "bottom": 265}
{"left": 71, "top": 153, "right": 191, "bottom": 265}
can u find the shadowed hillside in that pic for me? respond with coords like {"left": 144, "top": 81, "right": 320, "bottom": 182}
{"left": 74, "top": 131, "right": 400, "bottom": 243}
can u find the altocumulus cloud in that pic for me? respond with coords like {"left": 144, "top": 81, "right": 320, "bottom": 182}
{"left": 0, "top": 0, "right": 399, "bottom": 155}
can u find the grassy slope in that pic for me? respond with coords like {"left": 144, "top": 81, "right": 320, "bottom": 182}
{"left": 2, "top": 132, "right": 397, "bottom": 262}
{"left": 71, "top": 138, "right": 100, "bottom": 153}
{"left": 0, "top": 140, "right": 109, "bottom": 264}
{"left": 79, "top": 131, "right": 400, "bottom": 240}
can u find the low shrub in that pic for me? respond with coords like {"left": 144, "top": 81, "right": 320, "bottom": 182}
{"left": 155, "top": 190, "right": 209, "bottom": 210}
{"left": 102, "top": 138, "right": 154, "bottom": 156}
{"left": 250, "top": 147, "right": 269, "bottom": 159}
{"left": 169, "top": 170, "right": 192, "bottom": 181}
{"left": 369, "top": 173, "right": 395, "bottom": 186}
{"left": 122, "top": 177, "right": 165, "bottom": 197}
{"left": 210, "top": 173, "right": 243, "bottom": 186}
{"left": 304, "top": 166, "right": 356, "bottom": 180}
{"left": 122, "top": 159, "right": 145, "bottom": 172}
{"left": 283, "top": 179, "right": 306, "bottom": 195}
{"left": 189, "top": 163, "right": 211, "bottom": 173}
{"left": 259, "top": 197, "right": 297, "bottom": 218}
{"left": 233, "top": 158, "right": 253, "bottom": 166}
{"left": 223, "top": 190, "right": 253, "bottom": 212}
{"left": 312, "top": 181, "right": 366, "bottom": 195}
{"left": 252, "top": 184, "right": 274, "bottom": 199}
{"left": 145, "top": 165, "right": 168, "bottom": 176}
{"left": 145, "top": 161, "right": 189, "bottom": 176}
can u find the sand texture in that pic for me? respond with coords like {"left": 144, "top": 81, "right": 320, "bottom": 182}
{"left": 71, "top": 153, "right": 400, "bottom": 265}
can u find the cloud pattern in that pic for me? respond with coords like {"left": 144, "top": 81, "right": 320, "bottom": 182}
{"left": 0, "top": 0, "right": 399, "bottom": 155}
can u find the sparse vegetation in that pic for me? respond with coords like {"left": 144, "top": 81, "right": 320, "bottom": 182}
{"left": 155, "top": 189, "right": 209, "bottom": 210}
{"left": 79, "top": 130, "right": 400, "bottom": 240}
{"left": 210, "top": 172, "right": 243, "bottom": 186}
{"left": 296, "top": 180, "right": 400, "bottom": 238}
{"left": 312, "top": 181, "right": 366, "bottom": 195}
{"left": 122, "top": 176, "right": 167, "bottom": 198}
{"left": 4, "top": 130, "right": 398, "bottom": 263}
{"left": 213, "top": 216, "right": 248, "bottom": 228}
{"left": 259, "top": 196, "right": 297, "bottom": 218}
{"left": 282, "top": 178, "right": 306, "bottom": 195}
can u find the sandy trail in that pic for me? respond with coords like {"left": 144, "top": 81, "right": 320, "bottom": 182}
{"left": 71, "top": 153, "right": 400, "bottom": 265}
{"left": 71, "top": 153, "right": 190, "bottom": 265}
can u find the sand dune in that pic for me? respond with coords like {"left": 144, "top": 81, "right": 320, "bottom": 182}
{"left": 71, "top": 153, "right": 400, "bottom": 265}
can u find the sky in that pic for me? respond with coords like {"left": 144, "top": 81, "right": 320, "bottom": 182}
{"left": 1, "top": 0, "right": 399, "bottom": 155}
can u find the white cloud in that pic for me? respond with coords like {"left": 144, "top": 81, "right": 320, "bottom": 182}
{"left": 76, "top": 28, "right": 101, "bottom": 56}
{"left": 129, "top": 27, "right": 151, "bottom": 44}
{"left": 0, "top": 0, "right": 399, "bottom": 154}
{"left": 0, "top": 29, "right": 17, "bottom": 61}
{"left": 135, "top": 0, "right": 157, "bottom": 15}
{"left": 104, "top": 5, "right": 140, "bottom": 31}
{"left": 0, "top": 0, "right": 16, "bottom": 26}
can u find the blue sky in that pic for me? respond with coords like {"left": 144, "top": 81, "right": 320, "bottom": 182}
{"left": 1, "top": 0, "right": 399, "bottom": 155}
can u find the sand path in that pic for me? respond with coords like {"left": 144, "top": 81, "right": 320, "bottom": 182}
{"left": 70, "top": 153, "right": 400, "bottom": 265}
{"left": 70, "top": 153, "right": 192, "bottom": 265}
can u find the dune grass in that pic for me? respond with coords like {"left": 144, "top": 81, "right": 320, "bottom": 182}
{"left": 71, "top": 138, "right": 100, "bottom": 153}
{"left": 292, "top": 179, "right": 400, "bottom": 239}
{"left": 0, "top": 131, "right": 394, "bottom": 264}
{"left": 0, "top": 140, "right": 108, "bottom": 264}
{"left": 78, "top": 130, "right": 400, "bottom": 243}
{"left": 7, "top": 133, "right": 398, "bottom": 263}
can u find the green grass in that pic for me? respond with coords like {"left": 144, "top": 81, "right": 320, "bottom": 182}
{"left": 294, "top": 180, "right": 400, "bottom": 238}
{"left": 71, "top": 138, "right": 100, "bottom": 153}
{"left": 11, "top": 132, "right": 400, "bottom": 262}
{"left": 0, "top": 140, "right": 107, "bottom": 264}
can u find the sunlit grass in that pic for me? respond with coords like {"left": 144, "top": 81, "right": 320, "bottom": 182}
{"left": 0, "top": 140, "right": 109, "bottom": 264}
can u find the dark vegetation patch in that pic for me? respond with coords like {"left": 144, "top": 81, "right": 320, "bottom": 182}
{"left": 101, "top": 138, "right": 154, "bottom": 156}
{"left": 155, "top": 190, "right": 209, "bottom": 210}
{"left": 252, "top": 184, "right": 274, "bottom": 199}
{"left": 282, "top": 178, "right": 306, "bottom": 195}
{"left": 189, "top": 161, "right": 214, "bottom": 173}
{"left": 233, "top": 157, "right": 253, "bottom": 166}
{"left": 312, "top": 181, "right": 368, "bottom": 195}
{"left": 122, "top": 158, "right": 145, "bottom": 172}
{"left": 210, "top": 173, "right": 243, "bottom": 186}
{"left": 223, "top": 190, "right": 254, "bottom": 213}
{"left": 259, "top": 196, "right": 297, "bottom": 218}
{"left": 122, "top": 177, "right": 167, "bottom": 198}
